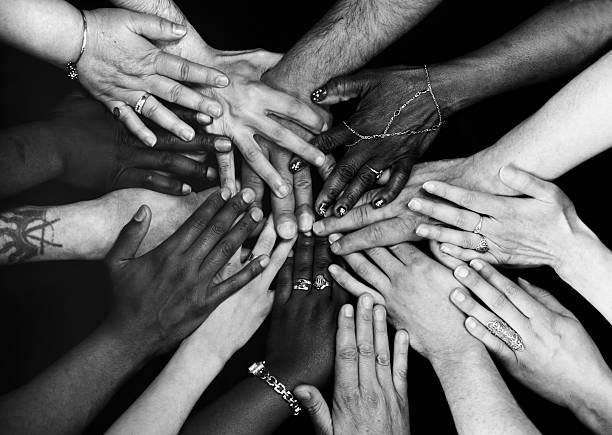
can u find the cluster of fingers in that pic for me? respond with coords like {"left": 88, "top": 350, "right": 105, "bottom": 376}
{"left": 448, "top": 259, "right": 541, "bottom": 358}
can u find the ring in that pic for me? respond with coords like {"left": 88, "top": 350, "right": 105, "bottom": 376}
{"left": 486, "top": 320, "right": 525, "bottom": 352}
{"left": 313, "top": 274, "right": 331, "bottom": 291}
{"left": 475, "top": 236, "right": 489, "bottom": 253}
{"left": 366, "top": 165, "right": 383, "bottom": 180}
{"left": 293, "top": 278, "right": 312, "bottom": 291}
{"left": 472, "top": 215, "right": 484, "bottom": 234}
{"left": 134, "top": 93, "right": 151, "bottom": 115}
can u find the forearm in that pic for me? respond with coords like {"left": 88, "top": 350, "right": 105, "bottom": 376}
{"left": 0, "top": 0, "right": 83, "bottom": 67}
{"left": 0, "top": 123, "right": 67, "bottom": 198}
{"left": 0, "top": 323, "right": 149, "bottom": 435}
{"left": 431, "top": 349, "right": 540, "bottom": 435}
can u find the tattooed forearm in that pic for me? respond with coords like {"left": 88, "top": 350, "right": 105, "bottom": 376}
{"left": 0, "top": 207, "right": 62, "bottom": 263}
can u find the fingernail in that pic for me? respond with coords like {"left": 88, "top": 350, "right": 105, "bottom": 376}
{"left": 196, "top": 113, "right": 212, "bottom": 125}
{"left": 214, "top": 137, "right": 232, "bottom": 152}
{"left": 336, "top": 206, "right": 346, "bottom": 217}
{"left": 328, "top": 233, "right": 341, "bottom": 244}
{"left": 250, "top": 207, "right": 263, "bottom": 222}
{"left": 259, "top": 255, "right": 270, "bottom": 268}
{"left": 298, "top": 214, "right": 314, "bottom": 232}
{"left": 210, "top": 105, "right": 223, "bottom": 117}
{"left": 220, "top": 187, "right": 231, "bottom": 201}
{"left": 317, "top": 203, "right": 328, "bottom": 217}
{"left": 328, "top": 264, "right": 338, "bottom": 274}
{"left": 145, "top": 134, "right": 156, "bottom": 147}
{"left": 466, "top": 317, "right": 477, "bottom": 329}
{"left": 517, "top": 277, "right": 530, "bottom": 287}
{"left": 344, "top": 304, "right": 354, "bottom": 317}
{"left": 322, "top": 122, "right": 329, "bottom": 132}
{"left": 315, "top": 154, "right": 326, "bottom": 167}
{"left": 374, "top": 306, "right": 386, "bottom": 320}
{"left": 408, "top": 199, "right": 421, "bottom": 211}
{"left": 415, "top": 225, "right": 428, "bottom": 237}
{"left": 181, "top": 128, "right": 195, "bottom": 142}
{"left": 297, "top": 389, "right": 311, "bottom": 400}
{"left": 313, "top": 221, "right": 324, "bottom": 235}
{"left": 182, "top": 184, "right": 192, "bottom": 194}
{"left": 278, "top": 221, "right": 297, "bottom": 239}
{"left": 172, "top": 24, "right": 187, "bottom": 36}
{"left": 361, "top": 294, "right": 373, "bottom": 309}
{"left": 215, "top": 75, "right": 229, "bottom": 87}
{"left": 311, "top": 86, "right": 328, "bottom": 103}
{"left": 373, "top": 199, "right": 385, "bottom": 208}
{"left": 206, "top": 167, "right": 216, "bottom": 180}
{"left": 422, "top": 181, "right": 436, "bottom": 192}
{"left": 452, "top": 289, "right": 466, "bottom": 303}
{"left": 289, "top": 159, "right": 305, "bottom": 173}
{"left": 470, "top": 259, "right": 484, "bottom": 271}
{"left": 133, "top": 205, "right": 147, "bottom": 222}
{"left": 278, "top": 184, "right": 291, "bottom": 198}
{"left": 242, "top": 188, "right": 255, "bottom": 203}
{"left": 440, "top": 244, "right": 450, "bottom": 254}
{"left": 398, "top": 330, "right": 409, "bottom": 343}
{"left": 454, "top": 266, "right": 469, "bottom": 279}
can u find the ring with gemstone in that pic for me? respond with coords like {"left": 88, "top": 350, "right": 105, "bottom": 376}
{"left": 134, "top": 93, "right": 151, "bottom": 115}
{"left": 366, "top": 165, "right": 383, "bottom": 180}
{"left": 475, "top": 236, "right": 489, "bottom": 253}
{"left": 486, "top": 319, "right": 525, "bottom": 352}
{"left": 293, "top": 278, "right": 312, "bottom": 291}
{"left": 313, "top": 274, "right": 331, "bottom": 291}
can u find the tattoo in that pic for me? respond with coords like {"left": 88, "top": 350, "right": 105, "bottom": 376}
{"left": 0, "top": 207, "right": 62, "bottom": 263}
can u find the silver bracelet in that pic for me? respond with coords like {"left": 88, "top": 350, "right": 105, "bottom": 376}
{"left": 66, "top": 10, "right": 88, "bottom": 80}
{"left": 248, "top": 361, "right": 302, "bottom": 416}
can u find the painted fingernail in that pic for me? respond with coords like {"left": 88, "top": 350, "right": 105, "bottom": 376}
{"left": 466, "top": 317, "right": 478, "bottom": 329}
{"left": 196, "top": 113, "right": 212, "bottom": 125}
{"left": 336, "top": 206, "right": 347, "bottom": 217}
{"left": 214, "top": 137, "right": 232, "bottom": 152}
{"left": 144, "top": 134, "right": 156, "bottom": 147}
{"left": 344, "top": 304, "right": 354, "bottom": 317}
{"left": 373, "top": 199, "right": 385, "bottom": 208}
{"left": 278, "top": 221, "right": 297, "bottom": 239}
{"left": 408, "top": 199, "right": 421, "bottom": 211}
{"left": 317, "top": 203, "right": 328, "bottom": 217}
{"left": 215, "top": 75, "right": 229, "bottom": 87}
{"left": 242, "top": 188, "right": 255, "bottom": 203}
{"left": 172, "top": 24, "right": 187, "bottom": 36}
{"left": 278, "top": 184, "right": 291, "bottom": 197}
{"left": 374, "top": 306, "right": 386, "bottom": 320}
{"left": 313, "top": 221, "right": 324, "bottom": 235}
{"left": 181, "top": 128, "right": 195, "bottom": 142}
{"left": 311, "top": 86, "right": 328, "bottom": 104}
{"left": 298, "top": 214, "right": 314, "bottom": 232}
{"left": 470, "top": 259, "right": 484, "bottom": 271}
{"left": 454, "top": 266, "right": 469, "bottom": 278}
{"left": 361, "top": 293, "right": 373, "bottom": 309}
{"left": 416, "top": 225, "right": 428, "bottom": 237}
{"left": 422, "top": 181, "right": 436, "bottom": 192}
{"left": 289, "top": 159, "right": 305, "bottom": 173}
{"left": 220, "top": 187, "right": 231, "bottom": 201}
{"left": 452, "top": 289, "right": 466, "bottom": 303}
{"left": 133, "top": 205, "right": 147, "bottom": 222}
{"left": 328, "top": 233, "right": 341, "bottom": 244}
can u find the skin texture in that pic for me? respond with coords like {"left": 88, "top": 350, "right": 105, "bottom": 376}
{"left": 0, "top": 95, "right": 229, "bottom": 199}
{"left": 294, "top": 296, "right": 410, "bottom": 435}
{"left": 180, "top": 234, "right": 347, "bottom": 435}
{"left": 0, "top": 191, "right": 268, "bottom": 434}
{"left": 447, "top": 259, "right": 612, "bottom": 435}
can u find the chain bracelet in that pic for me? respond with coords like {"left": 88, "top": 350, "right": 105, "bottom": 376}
{"left": 343, "top": 64, "right": 443, "bottom": 147}
{"left": 248, "top": 361, "right": 302, "bottom": 416}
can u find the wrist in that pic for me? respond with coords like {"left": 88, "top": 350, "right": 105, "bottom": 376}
{"left": 554, "top": 221, "right": 601, "bottom": 281}
{"left": 568, "top": 373, "right": 612, "bottom": 434}
{"left": 429, "top": 342, "right": 489, "bottom": 373}
{"left": 428, "top": 59, "right": 485, "bottom": 118}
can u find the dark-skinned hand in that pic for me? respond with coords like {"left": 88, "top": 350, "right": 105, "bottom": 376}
{"left": 51, "top": 94, "right": 231, "bottom": 195}
{"left": 104, "top": 187, "right": 268, "bottom": 355}
{"left": 293, "top": 66, "right": 443, "bottom": 217}
{"left": 264, "top": 233, "right": 348, "bottom": 387}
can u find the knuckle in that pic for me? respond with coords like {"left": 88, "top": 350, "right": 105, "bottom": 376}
{"left": 178, "top": 61, "right": 191, "bottom": 81}
{"left": 336, "top": 164, "right": 356, "bottom": 181}
{"left": 367, "top": 225, "right": 384, "bottom": 242}
{"left": 357, "top": 343, "right": 374, "bottom": 357}
{"left": 210, "top": 222, "right": 227, "bottom": 236}
{"left": 168, "top": 83, "right": 183, "bottom": 103}
{"left": 142, "top": 101, "right": 159, "bottom": 118}
{"left": 460, "top": 192, "right": 476, "bottom": 207}
{"left": 500, "top": 283, "right": 518, "bottom": 298}
{"left": 361, "top": 389, "right": 381, "bottom": 407}
{"left": 394, "top": 367, "right": 408, "bottom": 380}
{"left": 305, "top": 399, "right": 325, "bottom": 415}
{"left": 375, "top": 352, "right": 390, "bottom": 366}
{"left": 338, "top": 346, "right": 358, "bottom": 361}
{"left": 455, "top": 213, "right": 467, "bottom": 229}
{"left": 216, "top": 240, "right": 237, "bottom": 258}
{"left": 158, "top": 152, "right": 176, "bottom": 169}
{"left": 491, "top": 293, "right": 508, "bottom": 311}
{"left": 243, "top": 146, "right": 261, "bottom": 164}
{"left": 354, "top": 206, "right": 370, "bottom": 225}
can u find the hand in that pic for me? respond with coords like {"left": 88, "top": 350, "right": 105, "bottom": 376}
{"left": 294, "top": 295, "right": 410, "bottom": 435}
{"left": 104, "top": 187, "right": 267, "bottom": 354}
{"left": 449, "top": 259, "right": 612, "bottom": 432}
{"left": 302, "top": 66, "right": 443, "bottom": 217}
{"left": 79, "top": 8, "right": 229, "bottom": 146}
{"left": 328, "top": 240, "right": 480, "bottom": 361}
{"left": 264, "top": 233, "right": 348, "bottom": 387}
{"left": 410, "top": 165, "right": 594, "bottom": 269}
{"left": 51, "top": 95, "right": 229, "bottom": 195}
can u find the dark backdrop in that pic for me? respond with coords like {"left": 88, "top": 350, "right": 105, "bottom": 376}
{"left": 1, "top": 1, "right": 610, "bottom": 434}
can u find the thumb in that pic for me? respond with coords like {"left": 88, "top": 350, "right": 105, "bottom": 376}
{"left": 106, "top": 205, "right": 151, "bottom": 264}
{"left": 294, "top": 385, "right": 333, "bottom": 435}
{"left": 312, "top": 123, "right": 356, "bottom": 154}
{"left": 130, "top": 12, "right": 188, "bottom": 41}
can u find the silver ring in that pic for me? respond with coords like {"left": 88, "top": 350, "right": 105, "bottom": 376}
{"left": 486, "top": 319, "right": 525, "bottom": 352}
{"left": 475, "top": 236, "right": 489, "bottom": 253}
{"left": 293, "top": 278, "right": 312, "bottom": 291}
{"left": 313, "top": 274, "right": 331, "bottom": 291}
{"left": 134, "top": 93, "right": 151, "bottom": 115}
{"left": 472, "top": 215, "right": 484, "bottom": 234}
{"left": 366, "top": 165, "right": 383, "bottom": 180}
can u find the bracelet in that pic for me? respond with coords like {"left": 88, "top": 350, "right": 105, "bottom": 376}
{"left": 66, "top": 10, "right": 88, "bottom": 80}
{"left": 248, "top": 361, "right": 302, "bottom": 416}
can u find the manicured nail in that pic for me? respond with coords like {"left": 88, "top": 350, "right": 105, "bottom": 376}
{"left": 361, "top": 294, "right": 373, "bottom": 309}
{"left": 452, "top": 289, "right": 466, "bottom": 303}
{"left": 220, "top": 187, "right": 231, "bottom": 201}
{"left": 144, "top": 134, "right": 156, "bottom": 147}
{"left": 250, "top": 207, "right": 263, "bottom": 222}
{"left": 181, "top": 128, "right": 195, "bottom": 142}
{"left": 328, "top": 233, "right": 341, "bottom": 244}
{"left": 328, "top": 264, "right": 339, "bottom": 274}
{"left": 210, "top": 105, "right": 223, "bottom": 117}
{"left": 181, "top": 184, "right": 191, "bottom": 194}
{"left": 172, "top": 24, "right": 187, "bottom": 36}
{"left": 312, "top": 221, "right": 324, "bottom": 235}
{"left": 214, "top": 137, "right": 232, "bottom": 152}
{"left": 470, "top": 259, "right": 484, "bottom": 271}
{"left": 133, "top": 205, "right": 147, "bottom": 222}
{"left": 289, "top": 159, "right": 305, "bottom": 173}
{"left": 374, "top": 306, "right": 386, "bottom": 320}
{"left": 466, "top": 317, "right": 477, "bottom": 329}
{"left": 259, "top": 255, "right": 270, "bottom": 268}
{"left": 422, "top": 181, "right": 436, "bottom": 192}
{"left": 311, "top": 86, "right": 327, "bottom": 103}
{"left": 242, "top": 188, "right": 255, "bottom": 203}
{"left": 278, "top": 184, "right": 291, "bottom": 197}
{"left": 317, "top": 203, "right": 328, "bottom": 217}
{"left": 454, "top": 266, "right": 469, "bottom": 278}
{"left": 298, "top": 213, "right": 313, "bottom": 232}
{"left": 336, "top": 206, "right": 347, "bottom": 217}
{"left": 373, "top": 199, "right": 385, "bottom": 209}
{"left": 408, "top": 199, "right": 421, "bottom": 211}
{"left": 215, "top": 75, "right": 229, "bottom": 87}
{"left": 398, "top": 330, "right": 409, "bottom": 343}
{"left": 278, "top": 221, "right": 297, "bottom": 239}
{"left": 196, "top": 113, "right": 212, "bottom": 125}
{"left": 344, "top": 304, "right": 354, "bottom": 317}
{"left": 415, "top": 225, "right": 428, "bottom": 237}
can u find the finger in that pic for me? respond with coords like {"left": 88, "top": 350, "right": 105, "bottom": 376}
{"left": 516, "top": 278, "right": 574, "bottom": 317}
{"left": 294, "top": 167, "right": 315, "bottom": 233}
{"left": 453, "top": 265, "right": 529, "bottom": 332}
{"left": 135, "top": 94, "right": 196, "bottom": 142}
{"left": 293, "top": 386, "right": 333, "bottom": 435}
{"left": 255, "top": 118, "right": 325, "bottom": 167}
{"left": 313, "top": 201, "right": 395, "bottom": 237}
{"left": 268, "top": 144, "right": 297, "bottom": 239}
{"left": 387, "top": 242, "right": 427, "bottom": 265}
{"left": 422, "top": 181, "right": 498, "bottom": 215}
{"left": 155, "top": 131, "right": 229, "bottom": 153}
{"left": 392, "top": 330, "right": 410, "bottom": 399}
{"left": 439, "top": 243, "right": 495, "bottom": 263}
{"left": 333, "top": 159, "right": 386, "bottom": 216}
{"left": 429, "top": 240, "right": 466, "bottom": 270}
{"left": 188, "top": 189, "right": 257, "bottom": 261}
{"left": 148, "top": 76, "right": 223, "bottom": 120}
{"left": 408, "top": 197, "right": 482, "bottom": 232}
{"left": 259, "top": 236, "right": 296, "bottom": 292}
{"left": 129, "top": 12, "right": 189, "bottom": 41}
{"left": 217, "top": 149, "right": 237, "bottom": 194}
{"left": 328, "top": 264, "right": 385, "bottom": 305}
{"left": 250, "top": 217, "right": 277, "bottom": 258}
{"left": 115, "top": 168, "right": 190, "bottom": 195}
{"left": 312, "top": 236, "right": 333, "bottom": 295}
{"left": 335, "top": 304, "right": 358, "bottom": 389}
{"left": 201, "top": 207, "right": 264, "bottom": 274}
{"left": 106, "top": 205, "right": 151, "bottom": 263}
{"left": 329, "top": 219, "right": 407, "bottom": 256}
{"left": 153, "top": 52, "right": 229, "bottom": 88}
{"left": 449, "top": 287, "right": 510, "bottom": 336}
{"left": 464, "top": 317, "right": 517, "bottom": 365}
{"left": 274, "top": 256, "right": 294, "bottom": 308}
{"left": 356, "top": 294, "right": 376, "bottom": 388}
{"left": 371, "top": 159, "right": 413, "bottom": 209}
{"left": 316, "top": 160, "right": 362, "bottom": 217}
{"left": 364, "top": 246, "right": 403, "bottom": 278}
{"left": 237, "top": 133, "right": 290, "bottom": 198}
{"left": 311, "top": 123, "right": 357, "bottom": 154}
{"left": 336, "top": 244, "right": 390, "bottom": 291}
{"left": 499, "top": 165, "right": 557, "bottom": 201}
{"left": 241, "top": 159, "right": 266, "bottom": 210}
{"left": 470, "top": 260, "right": 544, "bottom": 318}
{"left": 133, "top": 149, "right": 209, "bottom": 180}
{"left": 265, "top": 89, "right": 326, "bottom": 134}
{"left": 313, "top": 74, "right": 369, "bottom": 104}
{"left": 291, "top": 232, "right": 314, "bottom": 295}
{"left": 415, "top": 224, "right": 486, "bottom": 251}
{"left": 167, "top": 106, "right": 209, "bottom": 127}
{"left": 109, "top": 101, "right": 156, "bottom": 147}
{"left": 373, "top": 306, "right": 394, "bottom": 392}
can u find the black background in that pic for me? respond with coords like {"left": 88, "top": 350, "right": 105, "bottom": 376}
{"left": 1, "top": 1, "right": 611, "bottom": 434}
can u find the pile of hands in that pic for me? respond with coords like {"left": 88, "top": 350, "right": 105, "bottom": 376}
{"left": 57, "top": 4, "right": 612, "bottom": 434}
